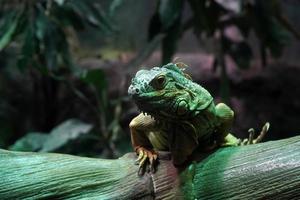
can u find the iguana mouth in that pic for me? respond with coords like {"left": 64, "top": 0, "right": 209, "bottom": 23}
{"left": 135, "top": 101, "right": 156, "bottom": 118}
{"left": 135, "top": 102, "right": 190, "bottom": 123}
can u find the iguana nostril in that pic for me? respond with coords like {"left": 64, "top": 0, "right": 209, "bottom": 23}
{"left": 128, "top": 85, "right": 140, "bottom": 96}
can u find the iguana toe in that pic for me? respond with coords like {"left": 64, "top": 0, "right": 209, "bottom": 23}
{"left": 135, "top": 147, "right": 158, "bottom": 175}
{"left": 239, "top": 122, "right": 270, "bottom": 145}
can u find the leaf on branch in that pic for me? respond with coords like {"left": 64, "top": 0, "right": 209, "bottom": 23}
{"left": 9, "top": 119, "right": 93, "bottom": 152}
{"left": 9, "top": 132, "right": 48, "bottom": 152}
{"left": 41, "top": 119, "right": 93, "bottom": 152}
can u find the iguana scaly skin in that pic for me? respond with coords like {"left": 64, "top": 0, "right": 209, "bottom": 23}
{"left": 128, "top": 63, "right": 269, "bottom": 173}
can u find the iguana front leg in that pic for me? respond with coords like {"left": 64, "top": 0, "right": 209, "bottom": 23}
{"left": 222, "top": 122, "right": 270, "bottom": 146}
{"left": 214, "top": 103, "right": 269, "bottom": 146}
{"left": 129, "top": 113, "right": 158, "bottom": 174}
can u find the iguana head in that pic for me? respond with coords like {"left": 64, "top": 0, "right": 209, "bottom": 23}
{"left": 128, "top": 63, "right": 213, "bottom": 120}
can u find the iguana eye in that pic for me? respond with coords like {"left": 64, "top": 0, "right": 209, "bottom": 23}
{"left": 157, "top": 75, "right": 165, "bottom": 85}
{"left": 151, "top": 75, "right": 166, "bottom": 90}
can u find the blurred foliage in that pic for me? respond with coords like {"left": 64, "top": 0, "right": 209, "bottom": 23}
{"left": 10, "top": 119, "right": 92, "bottom": 152}
{"left": 0, "top": 0, "right": 114, "bottom": 72}
{"left": 0, "top": 0, "right": 299, "bottom": 158}
{"left": 0, "top": 0, "right": 129, "bottom": 158}
{"left": 146, "top": 0, "right": 299, "bottom": 102}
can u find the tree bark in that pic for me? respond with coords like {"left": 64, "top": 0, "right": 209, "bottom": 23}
{"left": 0, "top": 136, "right": 300, "bottom": 200}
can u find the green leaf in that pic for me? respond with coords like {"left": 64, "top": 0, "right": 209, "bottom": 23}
{"left": 54, "top": 0, "right": 65, "bottom": 6}
{"left": 52, "top": 5, "right": 85, "bottom": 30}
{"left": 9, "top": 132, "right": 48, "bottom": 151}
{"left": 22, "top": 25, "right": 36, "bottom": 57}
{"left": 35, "top": 5, "right": 72, "bottom": 71}
{"left": 10, "top": 119, "right": 93, "bottom": 152}
{"left": 159, "top": 0, "right": 183, "bottom": 30}
{"left": 68, "top": 0, "right": 114, "bottom": 33}
{"left": 214, "top": 0, "right": 242, "bottom": 13}
{"left": 35, "top": 7, "right": 48, "bottom": 41}
{"left": 109, "top": 0, "right": 125, "bottom": 16}
{"left": 148, "top": 0, "right": 183, "bottom": 63}
{"left": 87, "top": 2, "right": 115, "bottom": 33}
{"left": 267, "top": 20, "right": 290, "bottom": 58}
{"left": 0, "top": 12, "right": 20, "bottom": 51}
{"left": 69, "top": 0, "right": 98, "bottom": 25}
{"left": 148, "top": 0, "right": 183, "bottom": 41}
{"left": 81, "top": 69, "right": 107, "bottom": 93}
{"left": 18, "top": 22, "right": 37, "bottom": 70}
{"left": 41, "top": 119, "right": 93, "bottom": 152}
{"left": 59, "top": 34, "right": 73, "bottom": 68}
{"left": 188, "top": 0, "right": 224, "bottom": 36}
{"left": 246, "top": 1, "right": 290, "bottom": 59}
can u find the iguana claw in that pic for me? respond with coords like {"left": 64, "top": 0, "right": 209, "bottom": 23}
{"left": 239, "top": 122, "right": 270, "bottom": 145}
{"left": 135, "top": 147, "right": 158, "bottom": 175}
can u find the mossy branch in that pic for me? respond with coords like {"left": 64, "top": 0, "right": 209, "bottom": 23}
{"left": 1, "top": 136, "right": 300, "bottom": 199}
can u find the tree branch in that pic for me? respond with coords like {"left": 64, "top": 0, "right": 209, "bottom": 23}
{"left": 1, "top": 136, "right": 300, "bottom": 199}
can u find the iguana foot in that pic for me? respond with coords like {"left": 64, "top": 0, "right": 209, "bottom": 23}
{"left": 135, "top": 147, "right": 158, "bottom": 175}
{"left": 239, "top": 122, "right": 270, "bottom": 145}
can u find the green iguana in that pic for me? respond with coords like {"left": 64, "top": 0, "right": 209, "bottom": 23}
{"left": 128, "top": 63, "right": 269, "bottom": 173}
